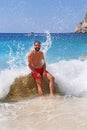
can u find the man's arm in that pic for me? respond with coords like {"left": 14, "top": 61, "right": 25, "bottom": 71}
{"left": 28, "top": 63, "right": 37, "bottom": 73}
{"left": 41, "top": 52, "right": 46, "bottom": 71}
{"left": 28, "top": 54, "right": 38, "bottom": 74}
{"left": 42, "top": 62, "right": 46, "bottom": 71}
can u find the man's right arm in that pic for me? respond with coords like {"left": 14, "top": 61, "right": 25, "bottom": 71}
{"left": 28, "top": 54, "right": 37, "bottom": 74}
{"left": 28, "top": 62, "right": 36, "bottom": 73}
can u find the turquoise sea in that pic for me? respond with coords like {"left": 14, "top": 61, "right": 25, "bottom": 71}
{"left": 0, "top": 32, "right": 87, "bottom": 97}
{"left": 0, "top": 33, "right": 87, "bottom": 69}
{"left": 0, "top": 32, "right": 87, "bottom": 130}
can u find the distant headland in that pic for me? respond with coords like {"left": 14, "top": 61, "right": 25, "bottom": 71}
{"left": 75, "top": 12, "right": 87, "bottom": 33}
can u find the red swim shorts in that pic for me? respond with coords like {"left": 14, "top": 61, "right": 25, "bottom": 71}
{"left": 31, "top": 68, "right": 48, "bottom": 80}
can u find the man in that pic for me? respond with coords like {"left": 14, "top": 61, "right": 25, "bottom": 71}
{"left": 28, "top": 41, "right": 54, "bottom": 96}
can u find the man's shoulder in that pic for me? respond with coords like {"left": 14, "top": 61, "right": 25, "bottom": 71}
{"left": 28, "top": 50, "right": 34, "bottom": 57}
{"left": 29, "top": 50, "right": 34, "bottom": 54}
{"left": 39, "top": 51, "right": 44, "bottom": 55}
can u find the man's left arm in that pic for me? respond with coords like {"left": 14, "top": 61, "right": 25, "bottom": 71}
{"left": 42, "top": 62, "right": 46, "bottom": 71}
{"left": 42, "top": 52, "right": 46, "bottom": 71}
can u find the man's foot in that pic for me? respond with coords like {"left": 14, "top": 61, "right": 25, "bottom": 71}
{"left": 38, "top": 88, "right": 44, "bottom": 96}
{"left": 50, "top": 93, "right": 54, "bottom": 97}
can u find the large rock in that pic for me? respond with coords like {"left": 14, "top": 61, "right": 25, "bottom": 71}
{"left": 75, "top": 11, "right": 87, "bottom": 33}
{"left": 4, "top": 74, "right": 59, "bottom": 102}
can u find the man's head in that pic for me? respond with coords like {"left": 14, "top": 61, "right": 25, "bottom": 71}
{"left": 34, "top": 41, "right": 41, "bottom": 51}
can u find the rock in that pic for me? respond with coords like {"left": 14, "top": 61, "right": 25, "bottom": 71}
{"left": 79, "top": 55, "right": 87, "bottom": 60}
{"left": 4, "top": 74, "right": 59, "bottom": 102}
{"left": 75, "top": 11, "right": 87, "bottom": 33}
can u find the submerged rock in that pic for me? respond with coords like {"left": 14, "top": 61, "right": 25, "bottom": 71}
{"left": 4, "top": 74, "right": 59, "bottom": 102}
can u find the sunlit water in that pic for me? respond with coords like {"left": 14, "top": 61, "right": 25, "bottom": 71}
{"left": 0, "top": 32, "right": 87, "bottom": 129}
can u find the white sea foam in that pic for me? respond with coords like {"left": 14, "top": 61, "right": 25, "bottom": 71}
{"left": 47, "top": 59, "right": 87, "bottom": 96}
{"left": 29, "top": 31, "right": 52, "bottom": 56}
{"left": 41, "top": 31, "right": 52, "bottom": 55}
{"left": 0, "top": 67, "right": 29, "bottom": 99}
{"left": 0, "top": 59, "right": 87, "bottom": 99}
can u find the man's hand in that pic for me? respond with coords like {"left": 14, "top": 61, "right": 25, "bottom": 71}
{"left": 37, "top": 73, "right": 41, "bottom": 78}
{"left": 43, "top": 71, "right": 47, "bottom": 77}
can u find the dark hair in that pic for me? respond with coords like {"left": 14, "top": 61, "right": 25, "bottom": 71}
{"left": 34, "top": 41, "right": 41, "bottom": 45}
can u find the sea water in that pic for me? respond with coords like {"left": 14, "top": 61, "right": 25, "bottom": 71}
{"left": 0, "top": 32, "right": 87, "bottom": 130}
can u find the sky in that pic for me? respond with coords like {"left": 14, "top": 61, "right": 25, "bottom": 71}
{"left": 0, "top": 0, "right": 87, "bottom": 33}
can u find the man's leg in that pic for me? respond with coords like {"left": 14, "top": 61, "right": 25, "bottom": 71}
{"left": 36, "top": 78, "right": 44, "bottom": 96}
{"left": 46, "top": 72, "right": 55, "bottom": 96}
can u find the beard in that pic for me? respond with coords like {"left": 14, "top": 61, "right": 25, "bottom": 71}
{"left": 34, "top": 47, "right": 40, "bottom": 51}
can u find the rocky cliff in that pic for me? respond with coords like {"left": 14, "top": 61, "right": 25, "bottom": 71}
{"left": 75, "top": 12, "right": 87, "bottom": 33}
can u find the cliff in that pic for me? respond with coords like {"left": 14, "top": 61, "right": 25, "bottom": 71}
{"left": 75, "top": 12, "right": 87, "bottom": 33}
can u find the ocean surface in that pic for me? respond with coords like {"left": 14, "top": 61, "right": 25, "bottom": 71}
{"left": 0, "top": 32, "right": 87, "bottom": 130}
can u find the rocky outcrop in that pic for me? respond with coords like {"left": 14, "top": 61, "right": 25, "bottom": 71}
{"left": 75, "top": 12, "right": 87, "bottom": 33}
{"left": 4, "top": 74, "right": 59, "bottom": 102}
